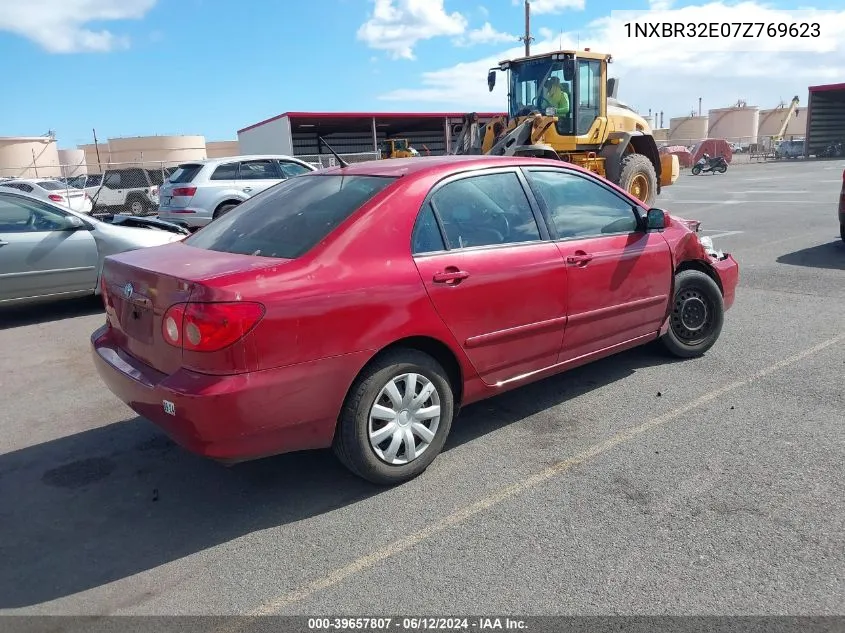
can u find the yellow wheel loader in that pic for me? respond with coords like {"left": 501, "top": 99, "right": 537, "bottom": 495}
{"left": 452, "top": 49, "right": 679, "bottom": 206}
{"left": 379, "top": 138, "right": 420, "bottom": 159}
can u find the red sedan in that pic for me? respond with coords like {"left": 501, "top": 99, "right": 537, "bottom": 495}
{"left": 91, "top": 155, "right": 739, "bottom": 485}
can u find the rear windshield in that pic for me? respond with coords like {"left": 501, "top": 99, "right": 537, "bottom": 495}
{"left": 168, "top": 164, "right": 203, "bottom": 184}
{"left": 37, "top": 180, "right": 72, "bottom": 190}
{"left": 185, "top": 174, "right": 397, "bottom": 259}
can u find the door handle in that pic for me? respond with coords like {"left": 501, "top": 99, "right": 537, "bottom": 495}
{"left": 242, "top": 187, "right": 253, "bottom": 193}
{"left": 566, "top": 252, "right": 594, "bottom": 265}
{"left": 0, "top": 240, "right": 8, "bottom": 247}
{"left": 433, "top": 269, "right": 469, "bottom": 284}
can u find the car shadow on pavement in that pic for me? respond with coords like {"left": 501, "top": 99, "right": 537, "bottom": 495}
{"left": 776, "top": 240, "right": 845, "bottom": 271}
{"left": 0, "top": 343, "right": 679, "bottom": 608}
{"left": 0, "top": 295, "right": 103, "bottom": 330}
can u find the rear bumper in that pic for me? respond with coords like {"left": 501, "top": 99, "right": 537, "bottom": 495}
{"left": 711, "top": 254, "right": 739, "bottom": 310}
{"left": 157, "top": 208, "right": 212, "bottom": 228}
{"left": 91, "top": 324, "right": 371, "bottom": 461}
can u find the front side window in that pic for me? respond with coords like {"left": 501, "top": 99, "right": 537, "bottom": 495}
{"left": 508, "top": 58, "right": 574, "bottom": 134}
{"left": 0, "top": 193, "right": 70, "bottom": 233}
{"left": 277, "top": 161, "right": 312, "bottom": 178}
{"left": 430, "top": 171, "right": 541, "bottom": 249}
{"left": 185, "top": 175, "right": 397, "bottom": 259}
{"left": 526, "top": 169, "right": 638, "bottom": 238}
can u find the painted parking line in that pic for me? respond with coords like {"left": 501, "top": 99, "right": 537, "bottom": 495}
{"left": 223, "top": 333, "right": 845, "bottom": 620}
{"left": 701, "top": 230, "right": 744, "bottom": 239}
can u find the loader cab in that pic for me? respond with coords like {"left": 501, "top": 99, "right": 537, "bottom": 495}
{"left": 379, "top": 138, "right": 410, "bottom": 159}
{"left": 496, "top": 51, "right": 606, "bottom": 138}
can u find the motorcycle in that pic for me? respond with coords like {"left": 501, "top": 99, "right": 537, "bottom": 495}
{"left": 691, "top": 155, "right": 728, "bottom": 175}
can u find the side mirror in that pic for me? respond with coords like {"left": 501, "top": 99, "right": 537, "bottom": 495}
{"left": 61, "top": 215, "right": 86, "bottom": 231}
{"left": 645, "top": 208, "right": 666, "bottom": 231}
{"left": 487, "top": 70, "right": 496, "bottom": 92}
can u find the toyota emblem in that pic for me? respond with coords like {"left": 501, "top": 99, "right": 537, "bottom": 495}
{"left": 123, "top": 283, "right": 133, "bottom": 299}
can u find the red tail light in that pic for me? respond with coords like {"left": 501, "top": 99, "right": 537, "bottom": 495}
{"left": 48, "top": 194, "right": 64, "bottom": 202}
{"left": 162, "top": 302, "right": 265, "bottom": 352}
{"left": 172, "top": 187, "right": 197, "bottom": 197}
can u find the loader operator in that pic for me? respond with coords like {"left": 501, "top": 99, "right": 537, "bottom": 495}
{"left": 543, "top": 76, "right": 570, "bottom": 117}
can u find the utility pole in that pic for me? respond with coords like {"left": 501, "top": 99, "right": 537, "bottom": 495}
{"left": 519, "top": 0, "right": 534, "bottom": 56}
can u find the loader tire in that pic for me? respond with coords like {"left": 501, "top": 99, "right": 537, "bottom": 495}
{"left": 617, "top": 153, "right": 658, "bottom": 206}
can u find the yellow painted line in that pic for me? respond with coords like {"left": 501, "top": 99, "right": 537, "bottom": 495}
{"left": 229, "top": 332, "right": 845, "bottom": 622}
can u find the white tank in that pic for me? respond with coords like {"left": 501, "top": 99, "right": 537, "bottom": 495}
{"left": 58, "top": 149, "right": 87, "bottom": 177}
{"left": 206, "top": 140, "right": 240, "bottom": 159}
{"left": 758, "top": 106, "right": 807, "bottom": 139}
{"left": 707, "top": 105, "right": 759, "bottom": 145}
{"left": 106, "top": 135, "right": 207, "bottom": 166}
{"left": 78, "top": 143, "right": 109, "bottom": 174}
{"left": 0, "top": 137, "right": 62, "bottom": 179}
{"left": 668, "top": 116, "right": 708, "bottom": 145}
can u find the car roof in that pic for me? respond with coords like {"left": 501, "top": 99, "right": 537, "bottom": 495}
{"left": 178, "top": 154, "right": 303, "bottom": 166}
{"left": 312, "top": 155, "right": 583, "bottom": 178}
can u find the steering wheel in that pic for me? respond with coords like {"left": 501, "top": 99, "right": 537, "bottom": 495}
{"left": 489, "top": 211, "right": 510, "bottom": 239}
{"left": 534, "top": 94, "right": 552, "bottom": 111}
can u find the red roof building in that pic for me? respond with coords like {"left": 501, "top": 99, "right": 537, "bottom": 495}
{"left": 237, "top": 111, "right": 505, "bottom": 165}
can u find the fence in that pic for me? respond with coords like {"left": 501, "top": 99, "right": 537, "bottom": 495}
{"left": 0, "top": 151, "right": 389, "bottom": 218}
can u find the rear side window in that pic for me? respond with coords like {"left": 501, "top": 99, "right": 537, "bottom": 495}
{"left": 210, "top": 163, "right": 239, "bottom": 180}
{"left": 185, "top": 175, "right": 397, "bottom": 259}
{"left": 169, "top": 164, "right": 203, "bottom": 184}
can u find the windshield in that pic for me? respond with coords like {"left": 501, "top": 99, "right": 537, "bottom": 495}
{"left": 37, "top": 180, "right": 75, "bottom": 191}
{"left": 509, "top": 58, "right": 571, "bottom": 118}
{"left": 185, "top": 174, "right": 397, "bottom": 259}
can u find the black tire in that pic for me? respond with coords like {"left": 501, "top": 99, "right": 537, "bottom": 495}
{"left": 333, "top": 349, "right": 455, "bottom": 486}
{"left": 717, "top": 166, "right": 727, "bottom": 173}
{"left": 213, "top": 202, "right": 238, "bottom": 219}
{"left": 617, "top": 153, "right": 658, "bottom": 206}
{"left": 125, "top": 194, "right": 149, "bottom": 216}
{"left": 659, "top": 270, "right": 725, "bottom": 358}
{"left": 691, "top": 165, "right": 702, "bottom": 176}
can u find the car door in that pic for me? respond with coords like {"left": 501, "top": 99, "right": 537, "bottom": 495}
{"left": 237, "top": 159, "right": 283, "bottom": 197}
{"left": 0, "top": 193, "right": 99, "bottom": 302}
{"left": 522, "top": 167, "right": 673, "bottom": 362}
{"left": 411, "top": 168, "right": 568, "bottom": 386}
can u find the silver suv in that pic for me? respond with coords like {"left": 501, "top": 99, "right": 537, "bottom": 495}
{"left": 157, "top": 155, "right": 317, "bottom": 229}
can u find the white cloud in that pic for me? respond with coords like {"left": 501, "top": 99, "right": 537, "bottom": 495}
{"left": 454, "top": 22, "right": 518, "bottom": 47}
{"left": 512, "top": 0, "right": 585, "bottom": 14}
{"left": 0, "top": 0, "right": 157, "bottom": 53}
{"left": 379, "top": 2, "right": 845, "bottom": 125}
{"left": 357, "top": 0, "right": 468, "bottom": 60}
{"left": 478, "top": 6, "right": 489, "bottom": 18}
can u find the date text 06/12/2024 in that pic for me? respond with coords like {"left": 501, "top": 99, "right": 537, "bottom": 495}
{"left": 624, "top": 21, "right": 820, "bottom": 38}
{"left": 307, "top": 618, "right": 527, "bottom": 630}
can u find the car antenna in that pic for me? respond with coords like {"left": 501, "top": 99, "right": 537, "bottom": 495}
{"left": 318, "top": 136, "right": 349, "bottom": 168}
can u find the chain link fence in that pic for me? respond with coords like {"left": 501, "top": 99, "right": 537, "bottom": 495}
{"left": 655, "top": 135, "right": 814, "bottom": 165}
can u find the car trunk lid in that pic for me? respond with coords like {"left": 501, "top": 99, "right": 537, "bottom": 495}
{"left": 101, "top": 242, "right": 289, "bottom": 376}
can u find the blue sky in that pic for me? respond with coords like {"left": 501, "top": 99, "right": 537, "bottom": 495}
{"left": 1, "top": 0, "right": 844, "bottom": 148}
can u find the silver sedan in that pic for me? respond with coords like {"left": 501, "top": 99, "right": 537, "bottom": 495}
{"left": 0, "top": 189, "right": 188, "bottom": 307}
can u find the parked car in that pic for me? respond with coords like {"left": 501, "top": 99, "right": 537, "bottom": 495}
{"left": 157, "top": 155, "right": 317, "bottom": 229}
{"left": 91, "top": 155, "right": 739, "bottom": 486}
{"left": 0, "top": 178, "right": 93, "bottom": 213}
{"left": 80, "top": 168, "right": 161, "bottom": 215}
{"left": 774, "top": 139, "right": 805, "bottom": 159}
{"left": 839, "top": 168, "right": 845, "bottom": 243}
{"left": 0, "top": 190, "right": 187, "bottom": 307}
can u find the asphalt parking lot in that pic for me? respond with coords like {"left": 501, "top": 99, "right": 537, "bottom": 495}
{"left": 0, "top": 159, "right": 843, "bottom": 617}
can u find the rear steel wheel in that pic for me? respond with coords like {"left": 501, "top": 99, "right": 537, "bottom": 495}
{"left": 334, "top": 349, "right": 455, "bottom": 485}
{"left": 368, "top": 373, "right": 441, "bottom": 465}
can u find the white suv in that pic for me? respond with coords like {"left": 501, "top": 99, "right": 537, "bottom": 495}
{"left": 157, "top": 155, "right": 317, "bottom": 229}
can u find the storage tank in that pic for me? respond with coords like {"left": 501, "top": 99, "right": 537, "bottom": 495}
{"left": 206, "top": 140, "right": 240, "bottom": 159}
{"left": 707, "top": 104, "right": 759, "bottom": 145}
{"left": 668, "top": 116, "right": 708, "bottom": 145}
{"left": 78, "top": 143, "right": 107, "bottom": 173}
{"left": 58, "top": 148, "right": 87, "bottom": 177}
{"left": 106, "top": 135, "right": 207, "bottom": 167}
{"left": 758, "top": 106, "right": 807, "bottom": 139}
{"left": 0, "top": 136, "right": 61, "bottom": 179}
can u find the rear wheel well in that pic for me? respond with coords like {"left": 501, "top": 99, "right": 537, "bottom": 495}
{"left": 675, "top": 259, "right": 723, "bottom": 295}
{"left": 215, "top": 199, "right": 240, "bottom": 212}
{"left": 353, "top": 336, "right": 464, "bottom": 408}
